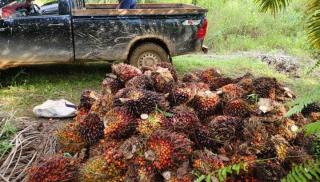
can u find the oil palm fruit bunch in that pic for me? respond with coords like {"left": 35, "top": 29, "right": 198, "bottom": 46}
{"left": 155, "top": 62, "right": 178, "bottom": 82}
{"left": 235, "top": 73, "right": 255, "bottom": 93}
{"left": 198, "top": 68, "right": 221, "bottom": 83}
{"left": 27, "top": 155, "right": 78, "bottom": 182}
{"left": 189, "top": 125, "right": 219, "bottom": 151}
{"left": 90, "top": 94, "right": 113, "bottom": 117}
{"left": 79, "top": 90, "right": 100, "bottom": 112}
{"left": 80, "top": 156, "right": 125, "bottom": 182}
{"left": 151, "top": 67, "right": 175, "bottom": 93}
{"left": 168, "top": 83, "right": 197, "bottom": 106}
{"left": 165, "top": 108, "right": 200, "bottom": 134}
{"left": 277, "top": 118, "right": 299, "bottom": 141}
{"left": 223, "top": 99, "right": 252, "bottom": 118}
{"left": 209, "top": 116, "right": 244, "bottom": 147}
{"left": 270, "top": 135, "right": 290, "bottom": 161}
{"left": 209, "top": 77, "right": 234, "bottom": 91}
{"left": 112, "top": 63, "right": 142, "bottom": 82}
{"left": 182, "top": 72, "right": 200, "bottom": 82}
{"left": 79, "top": 113, "right": 105, "bottom": 146}
{"left": 102, "top": 73, "right": 124, "bottom": 95}
{"left": 56, "top": 122, "right": 85, "bottom": 154}
{"left": 219, "top": 84, "right": 246, "bottom": 102}
{"left": 113, "top": 88, "right": 165, "bottom": 116}
{"left": 125, "top": 74, "right": 153, "bottom": 90}
{"left": 282, "top": 146, "right": 312, "bottom": 169}
{"left": 252, "top": 160, "right": 286, "bottom": 182}
{"left": 137, "top": 112, "right": 167, "bottom": 137}
{"left": 192, "top": 149, "right": 225, "bottom": 174}
{"left": 125, "top": 156, "right": 159, "bottom": 182}
{"left": 164, "top": 162, "right": 195, "bottom": 182}
{"left": 188, "top": 90, "right": 221, "bottom": 119}
{"left": 118, "top": 136, "right": 145, "bottom": 160}
{"left": 253, "top": 77, "right": 278, "bottom": 99}
{"left": 104, "top": 107, "right": 137, "bottom": 139}
{"left": 301, "top": 102, "right": 320, "bottom": 117}
{"left": 146, "top": 130, "right": 193, "bottom": 171}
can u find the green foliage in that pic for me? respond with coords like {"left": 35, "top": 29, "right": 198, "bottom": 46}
{"left": 286, "top": 84, "right": 320, "bottom": 117}
{"left": 281, "top": 160, "right": 320, "bottom": 182}
{"left": 302, "top": 121, "right": 320, "bottom": 136}
{"left": 255, "top": 0, "right": 291, "bottom": 15}
{"left": 195, "top": 163, "right": 248, "bottom": 182}
{"left": 306, "top": 0, "right": 320, "bottom": 50}
{"left": 247, "top": 93, "right": 259, "bottom": 103}
{"left": 0, "top": 119, "right": 16, "bottom": 156}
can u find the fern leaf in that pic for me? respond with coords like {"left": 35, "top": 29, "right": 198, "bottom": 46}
{"left": 303, "top": 121, "right": 320, "bottom": 136}
{"left": 282, "top": 160, "right": 320, "bottom": 182}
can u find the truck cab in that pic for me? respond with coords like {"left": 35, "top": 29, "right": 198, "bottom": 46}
{"left": 0, "top": 0, "right": 208, "bottom": 69}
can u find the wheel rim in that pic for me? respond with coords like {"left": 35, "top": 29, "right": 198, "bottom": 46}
{"left": 137, "top": 51, "right": 161, "bottom": 67}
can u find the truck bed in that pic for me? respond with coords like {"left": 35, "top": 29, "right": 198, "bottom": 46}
{"left": 72, "top": 3, "right": 208, "bottom": 16}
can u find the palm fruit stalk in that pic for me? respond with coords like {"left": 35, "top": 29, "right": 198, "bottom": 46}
{"left": 27, "top": 155, "right": 78, "bottom": 182}
{"left": 90, "top": 93, "right": 113, "bottom": 117}
{"left": 113, "top": 88, "right": 165, "bottom": 116}
{"left": 79, "top": 113, "right": 105, "bottom": 146}
{"left": 112, "top": 63, "right": 142, "bottom": 82}
{"left": 146, "top": 130, "right": 193, "bottom": 171}
{"left": 102, "top": 73, "right": 124, "bottom": 95}
{"left": 104, "top": 107, "right": 137, "bottom": 139}
{"left": 56, "top": 122, "right": 85, "bottom": 154}
{"left": 155, "top": 62, "right": 178, "bottom": 81}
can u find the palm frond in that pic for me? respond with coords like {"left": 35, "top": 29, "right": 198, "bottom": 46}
{"left": 286, "top": 84, "right": 320, "bottom": 117}
{"left": 255, "top": 0, "right": 291, "bottom": 14}
{"left": 303, "top": 120, "right": 320, "bottom": 136}
{"left": 281, "top": 160, "right": 320, "bottom": 182}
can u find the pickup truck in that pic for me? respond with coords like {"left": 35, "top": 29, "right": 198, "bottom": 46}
{"left": 0, "top": 0, "right": 208, "bottom": 69}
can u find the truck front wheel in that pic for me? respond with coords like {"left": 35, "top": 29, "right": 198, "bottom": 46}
{"left": 129, "top": 43, "right": 170, "bottom": 68}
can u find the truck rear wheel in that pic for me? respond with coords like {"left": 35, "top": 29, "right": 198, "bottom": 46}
{"left": 129, "top": 43, "right": 170, "bottom": 68}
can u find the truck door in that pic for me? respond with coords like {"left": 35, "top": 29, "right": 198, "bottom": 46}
{"left": 0, "top": 18, "right": 13, "bottom": 69}
{"left": 6, "top": 1, "right": 73, "bottom": 66}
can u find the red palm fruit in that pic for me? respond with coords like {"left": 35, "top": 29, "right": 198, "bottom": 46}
{"left": 113, "top": 88, "right": 165, "bottom": 116}
{"left": 219, "top": 84, "right": 246, "bottom": 102}
{"left": 89, "top": 140, "right": 106, "bottom": 158}
{"left": 253, "top": 77, "right": 278, "bottom": 99}
{"left": 80, "top": 156, "right": 125, "bottom": 182}
{"left": 137, "top": 112, "right": 167, "bottom": 137}
{"left": 270, "top": 135, "right": 289, "bottom": 161}
{"left": 165, "top": 109, "right": 200, "bottom": 134}
{"left": 182, "top": 72, "right": 200, "bottom": 82}
{"left": 194, "top": 82, "right": 210, "bottom": 91}
{"left": 198, "top": 68, "right": 221, "bottom": 83}
{"left": 79, "top": 113, "right": 105, "bottom": 146}
{"left": 155, "top": 62, "right": 178, "bottom": 82}
{"left": 104, "top": 139, "right": 127, "bottom": 169}
{"left": 209, "top": 77, "right": 234, "bottom": 91}
{"left": 125, "top": 156, "right": 158, "bottom": 182}
{"left": 102, "top": 73, "right": 124, "bottom": 95}
{"left": 27, "top": 155, "right": 78, "bottom": 182}
{"left": 79, "top": 90, "right": 100, "bottom": 112}
{"left": 104, "top": 107, "right": 137, "bottom": 139}
{"left": 112, "top": 63, "right": 142, "bottom": 82}
{"left": 125, "top": 75, "right": 153, "bottom": 90}
{"left": 188, "top": 90, "right": 221, "bottom": 119}
{"left": 56, "top": 122, "right": 85, "bottom": 154}
{"left": 90, "top": 93, "right": 113, "bottom": 117}
{"left": 168, "top": 83, "right": 197, "bottom": 106}
{"left": 235, "top": 73, "right": 255, "bottom": 93}
{"left": 209, "top": 116, "right": 244, "bottom": 146}
{"left": 192, "top": 150, "right": 225, "bottom": 174}
{"left": 151, "top": 67, "right": 175, "bottom": 93}
{"left": 223, "top": 99, "right": 252, "bottom": 118}
{"left": 146, "top": 130, "right": 193, "bottom": 170}
{"left": 252, "top": 160, "right": 286, "bottom": 182}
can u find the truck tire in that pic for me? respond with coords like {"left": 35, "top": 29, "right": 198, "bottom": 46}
{"left": 129, "top": 43, "right": 170, "bottom": 68}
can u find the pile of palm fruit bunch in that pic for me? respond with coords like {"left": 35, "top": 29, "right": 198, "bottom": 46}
{"left": 26, "top": 63, "right": 320, "bottom": 182}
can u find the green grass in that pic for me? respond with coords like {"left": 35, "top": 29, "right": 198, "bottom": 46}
{"left": 0, "top": 56, "right": 319, "bottom": 117}
{"left": 0, "top": 114, "right": 17, "bottom": 156}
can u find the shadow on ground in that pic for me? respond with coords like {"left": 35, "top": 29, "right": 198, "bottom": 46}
{"left": 0, "top": 63, "right": 111, "bottom": 88}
